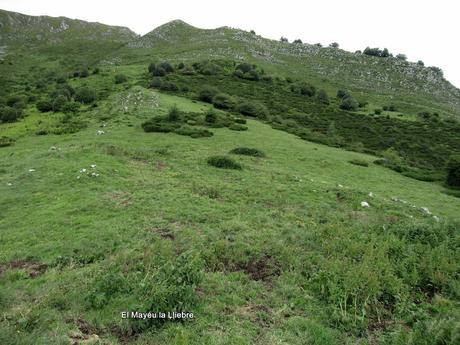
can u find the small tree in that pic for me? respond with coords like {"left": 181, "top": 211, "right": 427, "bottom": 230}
{"left": 52, "top": 95, "right": 68, "bottom": 112}
{"left": 337, "top": 89, "right": 351, "bottom": 99}
{"left": 446, "top": 155, "right": 460, "bottom": 188}
{"left": 329, "top": 42, "right": 339, "bottom": 48}
{"left": 36, "top": 100, "right": 53, "bottom": 112}
{"left": 293, "top": 39, "right": 303, "bottom": 44}
{"left": 0, "top": 106, "right": 22, "bottom": 123}
{"left": 280, "top": 37, "right": 288, "bottom": 43}
{"left": 417, "top": 60, "right": 424, "bottom": 66}
{"left": 159, "top": 61, "right": 174, "bottom": 73}
{"left": 212, "top": 93, "right": 234, "bottom": 109}
{"left": 396, "top": 53, "right": 407, "bottom": 61}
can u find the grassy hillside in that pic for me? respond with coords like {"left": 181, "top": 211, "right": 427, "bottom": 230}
{"left": 1, "top": 86, "right": 459, "bottom": 344}
{"left": 122, "top": 20, "right": 460, "bottom": 119}
{"left": 0, "top": 9, "right": 459, "bottom": 345}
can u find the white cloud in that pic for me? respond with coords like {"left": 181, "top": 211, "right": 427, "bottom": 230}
{"left": 1, "top": 0, "right": 459, "bottom": 87}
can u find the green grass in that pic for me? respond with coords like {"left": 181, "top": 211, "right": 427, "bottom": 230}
{"left": 1, "top": 89, "right": 459, "bottom": 344}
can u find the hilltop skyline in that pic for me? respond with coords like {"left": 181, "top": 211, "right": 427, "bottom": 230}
{"left": 0, "top": 0, "right": 459, "bottom": 87}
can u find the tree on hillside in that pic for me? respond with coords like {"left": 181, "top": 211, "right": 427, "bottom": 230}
{"left": 329, "top": 42, "right": 339, "bottom": 48}
{"left": 293, "top": 39, "right": 303, "bottom": 44}
{"left": 280, "top": 37, "right": 288, "bottom": 43}
{"left": 396, "top": 53, "right": 407, "bottom": 61}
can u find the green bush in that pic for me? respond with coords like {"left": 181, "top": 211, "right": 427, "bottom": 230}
{"left": 339, "top": 97, "right": 358, "bottom": 111}
{"left": 198, "top": 86, "right": 219, "bottom": 103}
{"left": 336, "top": 89, "right": 351, "bottom": 99}
{"left": 0, "top": 136, "right": 15, "bottom": 147}
{"left": 348, "top": 159, "right": 369, "bottom": 167}
{"left": 236, "top": 101, "right": 268, "bottom": 119}
{"left": 316, "top": 89, "right": 330, "bottom": 104}
{"left": 212, "top": 93, "right": 235, "bottom": 109}
{"left": 0, "top": 106, "right": 22, "bottom": 123}
{"left": 142, "top": 120, "right": 177, "bottom": 133}
{"left": 6, "top": 95, "right": 26, "bottom": 109}
{"left": 62, "top": 101, "right": 80, "bottom": 113}
{"left": 228, "top": 124, "right": 248, "bottom": 131}
{"left": 75, "top": 87, "right": 97, "bottom": 104}
{"left": 234, "top": 117, "right": 247, "bottom": 124}
{"left": 174, "top": 126, "right": 213, "bottom": 138}
{"left": 150, "top": 77, "right": 163, "bottom": 88}
{"left": 167, "top": 105, "right": 181, "bottom": 121}
{"left": 36, "top": 100, "right": 53, "bottom": 112}
{"left": 291, "top": 82, "right": 316, "bottom": 97}
{"left": 114, "top": 74, "right": 128, "bottom": 84}
{"left": 52, "top": 95, "right": 68, "bottom": 112}
{"left": 151, "top": 66, "right": 166, "bottom": 77}
{"left": 374, "top": 109, "right": 382, "bottom": 115}
{"left": 159, "top": 82, "right": 179, "bottom": 91}
{"left": 207, "top": 155, "right": 242, "bottom": 169}
{"left": 159, "top": 61, "right": 174, "bottom": 73}
{"left": 194, "top": 61, "right": 221, "bottom": 75}
{"left": 204, "top": 109, "right": 218, "bottom": 123}
{"left": 230, "top": 147, "right": 265, "bottom": 157}
{"left": 446, "top": 155, "right": 460, "bottom": 188}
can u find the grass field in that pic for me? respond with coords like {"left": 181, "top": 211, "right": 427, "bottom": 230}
{"left": 1, "top": 89, "right": 459, "bottom": 344}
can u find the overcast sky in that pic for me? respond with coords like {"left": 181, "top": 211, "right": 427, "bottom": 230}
{"left": 1, "top": 0, "right": 459, "bottom": 87}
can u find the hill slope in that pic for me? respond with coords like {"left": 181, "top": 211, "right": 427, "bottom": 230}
{"left": 123, "top": 20, "right": 460, "bottom": 118}
{"left": 1, "top": 88, "right": 459, "bottom": 344}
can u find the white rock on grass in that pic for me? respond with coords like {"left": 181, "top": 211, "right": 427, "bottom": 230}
{"left": 96, "top": 130, "right": 105, "bottom": 135}
{"left": 361, "top": 201, "right": 370, "bottom": 208}
{"left": 28, "top": 169, "right": 35, "bottom": 172}
{"left": 90, "top": 164, "right": 96, "bottom": 169}
{"left": 421, "top": 207, "right": 431, "bottom": 215}
{"left": 433, "top": 215, "right": 440, "bottom": 222}
{"left": 368, "top": 192, "right": 374, "bottom": 197}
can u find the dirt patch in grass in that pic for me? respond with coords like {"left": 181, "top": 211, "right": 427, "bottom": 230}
{"left": 150, "top": 227, "right": 175, "bottom": 240}
{"left": 0, "top": 258, "right": 48, "bottom": 278}
{"left": 235, "top": 255, "right": 281, "bottom": 282}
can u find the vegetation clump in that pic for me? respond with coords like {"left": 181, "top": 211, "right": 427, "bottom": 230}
{"left": 207, "top": 155, "right": 242, "bottom": 169}
{"left": 230, "top": 147, "right": 265, "bottom": 157}
{"left": 446, "top": 155, "right": 460, "bottom": 188}
{"left": 0, "top": 136, "right": 15, "bottom": 147}
{"left": 348, "top": 159, "right": 369, "bottom": 167}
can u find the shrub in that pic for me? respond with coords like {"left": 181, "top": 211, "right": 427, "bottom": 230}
{"left": 198, "top": 86, "right": 219, "bottom": 103}
{"left": 234, "top": 117, "right": 247, "bottom": 124}
{"left": 6, "top": 95, "right": 26, "bottom": 108}
{"left": 0, "top": 106, "right": 22, "bottom": 123}
{"left": 446, "top": 155, "right": 460, "bottom": 188}
{"left": 228, "top": 124, "right": 248, "bottom": 131}
{"left": 52, "top": 95, "right": 68, "bottom": 112}
{"left": 336, "top": 89, "right": 351, "bottom": 99}
{"left": 348, "top": 159, "right": 369, "bottom": 167}
{"left": 396, "top": 53, "right": 407, "bottom": 61}
{"left": 36, "top": 100, "right": 53, "bottom": 112}
{"left": 236, "top": 63, "right": 253, "bottom": 73}
{"left": 280, "top": 37, "right": 288, "bottom": 43}
{"left": 150, "top": 77, "right": 163, "bottom": 88}
{"left": 114, "top": 74, "right": 128, "bottom": 84}
{"left": 236, "top": 101, "right": 268, "bottom": 119}
{"left": 212, "top": 93, "right": 234, "bottom": 109}
{"left": 363, "top": 47, "right": 390, "bottom": 57}
{"left": 207, "top": 155, "right": 242, "bottom": 169}
{"left": 79, "top": 69, "right": 89, "bottom": 78}
{"left": 329, "top": 42, "right": 339, "bottom": 48}
{"left": 417, "top": 60, "right": 425, "bottom": 66}
{"left": 151, "top": 66, "right": 166, "bottom": 77}
{"left": 374, "top": 109, "right": 382, "bottom": 115}
{"left": 159, "top": 61, "right": 174, "bottom": 73}
{"left": 0, "top": 136, "right": 15, "bottom": 147}
{"left": 62, "top": 101, "right": 80, "bottom": 113}
{"left": 174, "top": 126, "right": 213, "bottom": 138}
{"left": 177, "top": 62, "right": 185, "bottom": 69}
{"left": 204, "top": 109, "right": 218, "bottom": 123}
{"left": 339, "top": 97, "right": 358, "bottom": 111}
{"left": 293, "top": 39, "right": 303, "bottom": 44}
{"left": 230, "top": 147, "right": 265, "bottom": 157}
{"left": 194, "top": 61, "right": 221, "bottom": 75}
{"left": 316, "top": 89, "right": 329, "bottom": 104}
{"left": 167, "top": 105, "right": 181, "bottom": 122}
{"left": 75, "top": 87, "right": 97, "bottom": 104}
{"left": 159, "top": 82, "right": 179, "bottom": 91}
{"left": 142, "top": 119, "right": 176, "bottom": 133}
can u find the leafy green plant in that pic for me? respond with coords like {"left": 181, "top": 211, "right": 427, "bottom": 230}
{"left": 230, "top": 147, "right": 265, "bottom": 157}
{"left": 207, "top": 155, "right": 242, "bottom": 169}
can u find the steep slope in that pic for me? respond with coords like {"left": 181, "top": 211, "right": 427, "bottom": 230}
{"left": 124, "top": 20, "right": 460, "bottom": 118}
{"left": 0, "top": 9, "right": 137, "bottom": 47}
